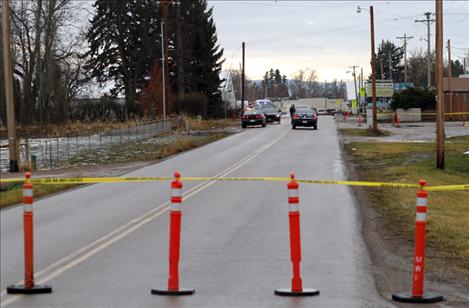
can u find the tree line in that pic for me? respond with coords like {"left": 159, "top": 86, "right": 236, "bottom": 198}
{"left": 373, "top": 39, "right": 465, "bottom": 87}
{"left": 0, "top": 0, "right": 225, "bottom": 125}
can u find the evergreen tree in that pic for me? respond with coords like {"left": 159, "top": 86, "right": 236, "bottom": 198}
{"left": 176, "top": 0, "right": 224, "bottom": 117}
{"left": 85, "top": 0, "right": 161, "bottom": 117}
{"left": 375, "top": 40, "right": 404, "bottom": 82}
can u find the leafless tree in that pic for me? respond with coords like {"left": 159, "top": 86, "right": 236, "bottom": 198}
{"left": 10, "top": 0, "right": 88, "bottom": 124}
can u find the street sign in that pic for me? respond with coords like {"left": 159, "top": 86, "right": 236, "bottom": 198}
{"left": 393, "top": 82, "right": 414, "bottom": 92}
{"left": 359, "top": 87, "right": 366, "bottom": 97}
{"left": 366, "top": 80, "right": 394, "bottom": 98}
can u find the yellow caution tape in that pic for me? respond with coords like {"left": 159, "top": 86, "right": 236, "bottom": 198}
{"left": 1, "top": 176, "right": 467, "bottom": 191}
{"left": 426, "top": 184, "right": 469, "bottom": 191}
{"left": 0, "top": 177, "right": 172, "bottom": 184}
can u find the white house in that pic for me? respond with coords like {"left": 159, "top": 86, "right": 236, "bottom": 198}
{"left": 219, "top": 71, "right": 237, "bottom": 108}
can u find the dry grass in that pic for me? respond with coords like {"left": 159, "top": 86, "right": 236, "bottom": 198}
{"left": 185, "top": 117, "right": 239, "bottom": 131}
{"left": 0, "top": 119, "right": 165, "bottom": 139}
{"left": 345, "top": 135, "right": 469, "bottom": 273}
{"left": 340, "top": 128, "right": 391, "bottom": 137}
{"left": 1, "top": 183, "right": 80, "bottom": 209}
{"left": 1, "top": 132, "right": 230, "bottom": 208}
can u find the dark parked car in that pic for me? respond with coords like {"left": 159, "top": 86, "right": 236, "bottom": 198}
{"left": 260, "top": 106, "right": 281, "bottom": 123}
{"left": 242, "top": 110, "right": 266, "bottom": 128}
{"left": 291, "top": 107, "right": 318, "bottom": 130}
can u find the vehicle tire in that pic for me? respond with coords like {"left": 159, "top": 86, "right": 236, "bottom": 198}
{"left": 262, "top": 123, "right": 266, "bottom": 127}
{"left": 292, "top": 125, "right": 296, "bottom": 129}
{"left": 314, "top": 125, "right": 317, "bottom": 130}
{"left": 242, "top": 124, "right": 246, "bottom": 128}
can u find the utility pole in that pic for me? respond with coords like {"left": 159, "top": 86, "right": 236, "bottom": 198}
{"left": 370, "top": 5, "right": 378, "bottom": 130}
{"left": 175, "top": 1, "right": 184, "bottom": 100}
{"left": 324, "top": 79, "right": 327, "bottom": 109}
{"left": 360, "top": 67, "right": 364, "bottom": 89}
{"left": 380, "top": 58, "right": 384, "bottom": 79}
{"left": 415, "top": 12, "right": 435, "bottom": 88}
{"left": 397, "top": 33, "right": 413, "bottom": 82}
{"left": 162, "top": 1, "right": 171, "bottom": 116}
{"left": 160, "top": 21, "right": 166, "bottom": 120}
{"left": 435, "top": 0, "right": 444, "bottom": 169}
{"left": 241, "top": 42, "right": 245, "bottom": 113}
{"left": 388, "top": 51, "right": 393, "bottom": 81}
{"left": 2, "top": 0, "right": 18, "bottom": 172}
{"left": 447, "top": 39, "right": 452, "bottom": 114}
{"left": 349, "top": 66, "right": 358, "bottom": 113}
{"left": 360, "top": 67, "right": 364, "bottom": 114}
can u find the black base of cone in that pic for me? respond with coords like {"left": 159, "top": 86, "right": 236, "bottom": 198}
{"left": 7, "top": 284, "right": 52, "bottom": 294}
{"left": 392, "top": 291, "right": 443, "bottom": 303}
{"left": 274, "top": 288, "right": 319, "bottom": 297}
{"left": 151, "top": 288, "right": 195, "bottom": 296}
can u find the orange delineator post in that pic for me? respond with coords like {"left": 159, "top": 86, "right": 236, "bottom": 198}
{"left": 392, "top": 180, "right": 443, "bottom": 303}
{"left": 396, "top": 111, "right": 401, "bottom": 127}
{"left": 7, "top": 172, "right": 52, "bottom": 294}
{"left": 275, "top": 174, "right": 319, "bottom": 297}
{"left": 152, "top": 172, "right": 194, "bottom": 296}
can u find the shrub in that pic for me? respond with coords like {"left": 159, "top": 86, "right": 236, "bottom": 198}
{"left": 391, "top": 88, "right": 436, "bottom": 110}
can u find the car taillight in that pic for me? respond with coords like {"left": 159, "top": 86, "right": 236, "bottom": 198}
{"left": 293, "top": 114, "right": 299, "bottom": 119}
{"left": 256, "top": 115, "right": 261, "bottom": 119}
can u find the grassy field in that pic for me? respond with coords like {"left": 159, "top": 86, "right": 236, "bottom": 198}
{"left": 339, "top": 128, "right": 391, "bottom": 137}
{"left": 1, "top": 133, "right": 230, "bottom": 209}
{"left": 344, "top": 135, "right": 469, "bottom": 274}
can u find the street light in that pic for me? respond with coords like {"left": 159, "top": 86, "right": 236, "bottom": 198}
{"left": 357, "top": 5, "right": 377, "bottom": 130}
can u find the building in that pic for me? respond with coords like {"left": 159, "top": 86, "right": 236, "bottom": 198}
{"left": 219, "top": 71, "right": 236, "bottom": 109}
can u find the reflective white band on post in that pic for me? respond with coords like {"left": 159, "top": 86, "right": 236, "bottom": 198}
{"left": 24, "top": 204, "right": 33, "bottom": 212}
{"left": 416, "top": 212, "right": 426, "bottom": 222}
{"left": 289, "top": 203, "right": 299, "bottom": 212}
{"left": 171, "top": 203, "right": 181, "bottom": 212}
{"left": 23, "top": 189, "right": 33, "bottom": 197}
{"left": 288, "top": 189, "right": 298, "bottom": 198}
{"left": 172, "top": 188, "right": 182, "bottom": 198}
{"left": 416, "top": 197, "right": 427, "bottom": 206}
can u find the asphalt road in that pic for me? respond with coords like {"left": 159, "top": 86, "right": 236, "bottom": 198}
{"left": 1, "top": 116, "right": 388, "bottom": 307}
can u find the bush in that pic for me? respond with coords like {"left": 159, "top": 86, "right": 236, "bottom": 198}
{"left": 173, "top": 93, "right": 208, "bottom": 117}
{"left": 391, "top": 88, "right": 436, "bottom": 110}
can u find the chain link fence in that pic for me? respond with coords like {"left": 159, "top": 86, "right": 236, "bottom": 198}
{"left": 0, "top": 119, "right": 172, "bottom": 172}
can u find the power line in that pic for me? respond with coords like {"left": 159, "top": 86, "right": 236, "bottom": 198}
{"left": 415, "top": 12, "right": 435, "bottom": 88}
{"left": 397, "top": 34, "right": 414, "bottom": 82}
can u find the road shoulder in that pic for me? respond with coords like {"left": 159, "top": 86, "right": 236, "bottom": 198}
{"left": 337, "top": 125, "right": 469, "bottom": 307}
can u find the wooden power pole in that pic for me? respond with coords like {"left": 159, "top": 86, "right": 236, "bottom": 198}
{"left": 435, "top": 0, "right": 445, "bottom": 169}
{"left": 241, "top": 42, "right": 245, "bottom": 113}
{"left": 415, "top": 12, "right": 435, "bottom": 88}
{"left": 162, "top": 1, "right": 171, "bottom": 116}
{"left": 447, "top": 39, "right": 452, "bottom": 114}
{"left": 370, "top": 5, "right": 377, "bottom": 131}
{"left": 2, "top": 0, "right": 18, "bottom": 172}
{"left": 397, "top": 33, "right": 413, "bottom": 82}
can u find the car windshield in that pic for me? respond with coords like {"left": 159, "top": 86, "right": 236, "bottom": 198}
{"left": 261, "top": 107, "right": 277, "bottom": 113}
{"left": 296, "top": 107, "right": 315, "bottom": 114}
{"left": 255, "top": 100, "right": 274, "bottom": 109}
{"left": 243, "top": 109, "right": 261, "bottom": 115}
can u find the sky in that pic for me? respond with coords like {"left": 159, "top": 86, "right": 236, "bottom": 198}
{"left": 208, "top": 0, "right": 469, "bottom": 82}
